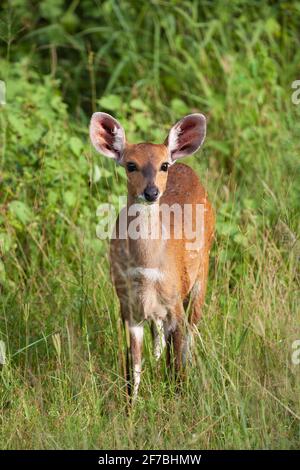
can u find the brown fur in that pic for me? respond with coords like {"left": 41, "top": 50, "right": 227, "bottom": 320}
{"left": 110, "top": 146, "right": 214, "bottom": 383}
{"left": 90, "top": 112, "right": 214, "bottom": 400}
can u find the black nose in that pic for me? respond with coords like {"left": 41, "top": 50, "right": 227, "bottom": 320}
{"left": 144, "top": 186, "right": 159, "bottom": 202}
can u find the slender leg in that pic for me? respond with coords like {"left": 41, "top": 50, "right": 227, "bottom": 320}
{"left": 151, "top": 319, "right": 166, "bottom": 361}
{"left": 190, "top": 257, "right": 209, "bottom": 326}
{"left": 183, "top": 268, "right": 208, "bottom": 365}
{"left": 166, "top": 304, "right": 185, "bottom": 377}
{"left": 128, "top": 323, "right": 144, "bottom": 401}
{"left": 182, "top": 328, "right": 194, "bottom": 366}
{"left": 166, "top": 330, "right": 172, "bottom": 371}
{"left": 172, "top": 321, "right": 184, "bottom": 374}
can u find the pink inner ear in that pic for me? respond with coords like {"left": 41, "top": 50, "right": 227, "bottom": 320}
{"left": 100, "top": 117, "right": 116, "bottom": 151}
{"left": 169, "top": 114, "right": 206, "bottom": 159}
{"left": 177, "top": 117, "right": 204, "bottom": 153}
{"left": 90, "top": 112, "right": 125, "bottom": 160}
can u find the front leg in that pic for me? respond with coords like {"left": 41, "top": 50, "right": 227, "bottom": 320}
{"left": 125, "top": 321, "right": 144, "bottom": 402}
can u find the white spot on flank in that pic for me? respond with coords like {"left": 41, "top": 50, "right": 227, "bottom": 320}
{"left": 127, "top": 267, "right": 164, "bottom": 282}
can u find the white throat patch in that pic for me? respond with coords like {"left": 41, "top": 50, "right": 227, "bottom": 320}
{"left": 127, "top": 267, "right": 164, "bottom": 282}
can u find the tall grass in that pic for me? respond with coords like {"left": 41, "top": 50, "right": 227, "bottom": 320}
{"left": 0, "top": 0, "right": 299, "bottom": 449}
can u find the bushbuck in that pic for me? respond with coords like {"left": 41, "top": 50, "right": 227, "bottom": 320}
{"left": 90, "top": 112, "right": 214, "bottom": 400}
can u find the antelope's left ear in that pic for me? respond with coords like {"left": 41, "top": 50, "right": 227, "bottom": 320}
{"left": 89, "top": 112, "right": 126, "bottom": 162}
{"left": 165, "top": 113, "right": 206, "bottom": 162}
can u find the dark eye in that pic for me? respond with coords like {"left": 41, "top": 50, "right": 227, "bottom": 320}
{"left": 160, "top": 162, "right": 169, "bottom": 172}
{"left": 127, "top": 162, "right": 138, "bottom": 172}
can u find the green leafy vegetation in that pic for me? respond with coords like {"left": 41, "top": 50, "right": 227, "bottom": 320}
{"left": 0, "top": 0, "right": 299, "bottom": 449}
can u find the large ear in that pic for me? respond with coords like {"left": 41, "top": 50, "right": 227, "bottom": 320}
{"left": 89, "top": 112, "right": 126, "bottom": 161}
{"left": 165, "top": 113, "right": 206, "bottom": 161}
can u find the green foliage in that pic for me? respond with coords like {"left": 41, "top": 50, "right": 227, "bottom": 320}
{"left": 0, "top": 60, "right": 98, "bottom": 287}
{"left": 0, "top": 0, "right": 299, "bottom": 450}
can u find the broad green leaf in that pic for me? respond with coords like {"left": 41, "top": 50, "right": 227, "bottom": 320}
{"left": 69, "top": 136, "right": 84, "bottom": 157}
{"left": 90, "top": 164, "right": 111, "bottom": 183}
{"left": 0, "top": 232, "right": 12, "bottom": 254}
{"left": 98, "top": 94, "right": 122, "bottom": 111}
{"left": 134, "top": 113, "right": 153, "bottom": 132}
{"left": 171, "top": 98, "right": 189, "bottom": 115}
{"left": 130, "top": 99, "right": 147, "bottom": 111}
{"left": 63, "top": 190, "right": 77, "bottom": 207}
{"left": 47, "top": 190, "right": 58, "bottom": 205}
{"left": 233, "top": 233, "right": 248, "bottom": 247}
{"left": 8, "top": 114, "right": 27, "bottom": 136}
{"left": 9, "top": 201, "right": 33, "bottom": 225}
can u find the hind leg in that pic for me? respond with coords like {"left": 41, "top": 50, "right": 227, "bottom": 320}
{"left": 190, "top": 255, "right": 209, "bottom": 325}
{"left": 182, "top": 256, "right": 210, "bottom": 364}
{"left": 164, "top": 303, "right": 185, "bottom": 376}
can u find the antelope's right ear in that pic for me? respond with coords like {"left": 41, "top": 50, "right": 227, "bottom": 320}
{"left": 89, "top": 112, "right": 126, "bottom": 161}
